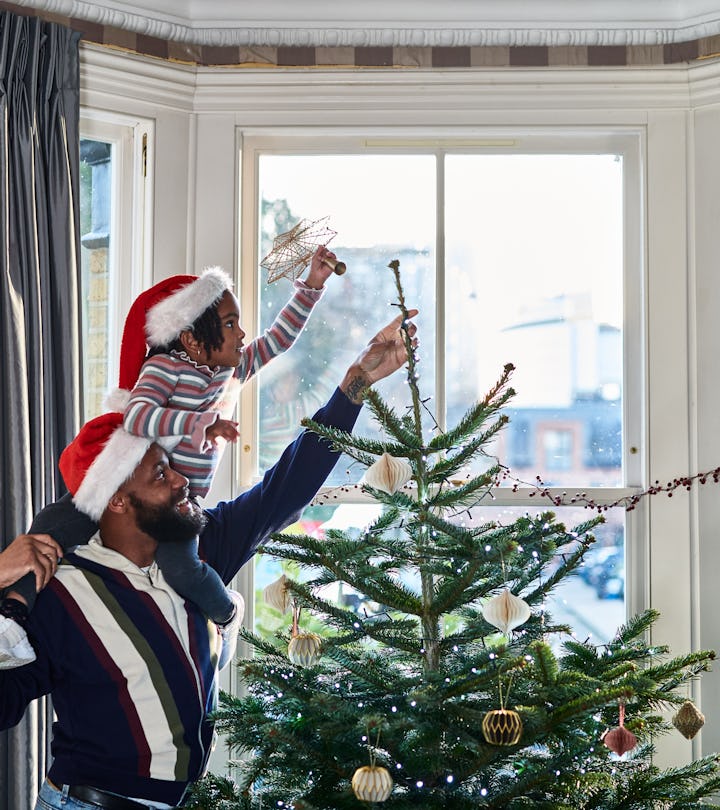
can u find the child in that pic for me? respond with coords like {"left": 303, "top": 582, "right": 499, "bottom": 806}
{"left": 0, "top": 246, "right": 338, "bottom": 668}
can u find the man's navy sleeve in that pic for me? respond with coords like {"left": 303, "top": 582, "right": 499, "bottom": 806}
{"left": 0, "top": 607, "right": 58, "bottom": 729}
{"left": 199, "top": 387, "right": 362, "bottom": 583}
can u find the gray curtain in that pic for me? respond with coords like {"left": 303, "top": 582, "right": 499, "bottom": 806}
{"left": 0, "top": 12, "right": 81, "bottom": 810}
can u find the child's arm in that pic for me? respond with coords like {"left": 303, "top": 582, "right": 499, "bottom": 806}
{"left": 124, "top": 354, "right": 219, "bottom": 451}
{"left": 237, "top": 246, "right": 336, "bottom": 383}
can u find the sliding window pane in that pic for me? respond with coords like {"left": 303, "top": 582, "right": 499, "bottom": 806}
{"left": 257, "top": 155, "right": 436, "bottom": 482}
{"left": 445, "top": 154, "right": 624, "bottom": 489}
{"left": 79, "top": 139, "right": 114, "bottom": 421}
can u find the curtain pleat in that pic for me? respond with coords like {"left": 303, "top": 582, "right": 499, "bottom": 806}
{"left": 0, "top": 12, "right": 81, "bottom": 810}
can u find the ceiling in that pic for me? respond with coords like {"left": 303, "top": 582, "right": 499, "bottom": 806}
{"left": 13, "top": 0, "right": 720, "bottom": 47}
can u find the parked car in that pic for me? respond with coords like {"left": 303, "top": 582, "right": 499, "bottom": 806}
{"left": 593, "top": 551, "right": 624, "bottom": 599}
{"left": 577, "top": 545, "right": 621, "bottom": 588}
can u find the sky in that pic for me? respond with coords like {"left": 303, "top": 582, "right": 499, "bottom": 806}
{"left": 259, "top": 151, "right": 624, "bottom": 329}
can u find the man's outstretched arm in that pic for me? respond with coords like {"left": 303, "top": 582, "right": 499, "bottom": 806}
{"left": 200, "top": 310, "right": 419, "bottom": 580}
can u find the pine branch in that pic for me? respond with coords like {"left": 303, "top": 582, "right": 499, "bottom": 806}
{"left": 425, "top": 468, "right": 500, "bottom": 508}
{"left": 362, "top": 387, "right": 424, "bottom": 449}
{"left": 529, "top": 640, "right": 559, "bottom": 685}
{"left": 297, "top": 418, "right": 378, "bottom": 466}
{"left": 426, "top": 364, "right": 516, "bottom": 453}
{"left": 548, "top": 684, "right": 636, "bottom": 725}
{"left": 426, "top": 423, "right": 507, "bottom": 481}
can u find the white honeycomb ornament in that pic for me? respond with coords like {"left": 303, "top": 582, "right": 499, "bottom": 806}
{"left": 263, "top": 574, "right": 292, "bottom": 614}
{"left": 482, "top": 588, "right": 531, "bottom": 634}
{"left": 351, "top": 765, "right": 393, "bottom": 802}
{"left": 363, "top": 452, "right": 413, "bottom": 495}
{"left": 288, "top": 632, "right": 322, "bottom": 667}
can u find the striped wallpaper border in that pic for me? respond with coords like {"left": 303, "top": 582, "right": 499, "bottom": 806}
{"left": 2, "top": 0, "right": 719, "bottom": 68}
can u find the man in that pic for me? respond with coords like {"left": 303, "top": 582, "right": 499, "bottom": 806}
{"left": 0, "top": 311, "right": 417, "bottom": 810}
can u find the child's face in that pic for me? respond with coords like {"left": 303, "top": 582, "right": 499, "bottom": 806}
{"left": 205, "top": 290, "right": 246, "bottom": 368}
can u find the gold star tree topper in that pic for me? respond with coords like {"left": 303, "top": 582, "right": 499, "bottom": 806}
{"left": 260, "top": 216, "right": 346, "bottom": 283}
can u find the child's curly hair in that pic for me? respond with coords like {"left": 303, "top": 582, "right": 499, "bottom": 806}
{"left": 148, "top": 302, "right": 224, "bottom": 361}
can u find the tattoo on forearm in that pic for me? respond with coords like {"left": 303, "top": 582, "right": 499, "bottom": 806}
{"left": 345, "top": 375, "right": 369, "bottom": 404}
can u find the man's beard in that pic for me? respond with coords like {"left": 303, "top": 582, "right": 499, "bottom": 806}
{"left": 127, "top": 492, "right": 207, "bottom": 544}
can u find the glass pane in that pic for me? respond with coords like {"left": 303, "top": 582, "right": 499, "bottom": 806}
{"left": 257, "top": 155, "right": 436, "bottom": 483}
{"left": 445, "top": 154, "right": 623, "bottom": 488}
{"left": 451, "top": 504, "right": 625, "bottom": 649}
{"left": 79, "top": 139, "right": 114, "bottom": 421}
{"left": 254, "top": 504, "right": 360, "bottom": 640}
{"left": 254, "top": 503, "right": 625, "bottom": 648}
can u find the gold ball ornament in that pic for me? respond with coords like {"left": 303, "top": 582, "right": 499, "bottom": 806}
{"left": 288, "top": 632, "right": 322, "bottom": 667}
{"left": 672, "top": 700, "right": 705, "bottom": 740}
{"left": 481, "top": 708, "right": 523, "bottom": 746}
{"left": 351, "top": 765, "right": 393, "bottom": 802}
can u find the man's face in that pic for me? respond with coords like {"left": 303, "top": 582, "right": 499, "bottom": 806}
{"left": 121, "top": 445, "right": 207, "bottom": 544}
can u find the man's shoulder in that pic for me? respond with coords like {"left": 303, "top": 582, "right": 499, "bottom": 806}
{"left": 49, "top": 550, "right": 98, "bottom": 584}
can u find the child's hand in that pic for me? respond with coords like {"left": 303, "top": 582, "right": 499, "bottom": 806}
{"left": 304, "top": 246, "right": 337, "bottom": 289}
{"left": 206, "top": 419, "right": 240, "bottom": 446}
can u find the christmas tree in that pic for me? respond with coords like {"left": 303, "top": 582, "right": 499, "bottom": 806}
{"left": 189, "top": 261, "right": 720, "bottom": 809}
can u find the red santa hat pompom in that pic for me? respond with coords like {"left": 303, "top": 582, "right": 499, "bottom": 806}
{"left": 59, "top": 412, "right": 180, "bottom": 520}
{"left": 105, "top": 267, "right": 233, "bottom": 412}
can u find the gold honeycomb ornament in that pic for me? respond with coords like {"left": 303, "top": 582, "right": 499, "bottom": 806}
{"left": 672, "top": 700, "right": 705, "bottom": 740}
{"left": 351, "top": 765, "right": 393, "bottom": 802}
{"left": 481, "top": 708, "right": 523, "bottom": 746}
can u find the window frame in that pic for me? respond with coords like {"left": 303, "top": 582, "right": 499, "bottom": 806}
{"left": 79, "top": 110, "right": 154, "bottom": 416}
{"left": 237, "top": 127, "right": 647, "bottom": 623}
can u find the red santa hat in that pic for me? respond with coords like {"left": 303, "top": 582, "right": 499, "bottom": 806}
{"left": 59, "top": 412, "right": 180, "bottom": 520}
{"left": 105, "top": 267, "right": 233, "bottom": 411}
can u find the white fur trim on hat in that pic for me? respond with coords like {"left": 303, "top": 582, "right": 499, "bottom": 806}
{"left": 103, "top": 387, "right": 132, "bottom": 413}
{"left": 145, "top": 267, "right": 233, "bottom": 347}
{"left": 73, "top": 429, "right": 180, "bottom": 521}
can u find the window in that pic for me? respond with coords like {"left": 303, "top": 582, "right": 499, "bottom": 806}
{"left": 240, "top": 134, "right": 641, "bottom": 647}
{"left": 79, "top": 115, "right": 152, "bottom": 420}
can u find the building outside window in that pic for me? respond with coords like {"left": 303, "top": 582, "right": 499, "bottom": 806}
{"left": 542, "top": 427, "right": 575, "bottom": 473}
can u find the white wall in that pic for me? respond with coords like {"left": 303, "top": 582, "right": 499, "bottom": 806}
{"left": 692, "top": 101, "right": 720, "bottom": 756}
{"left": 80, "top": 41, "right": 720, "bottom": 764}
